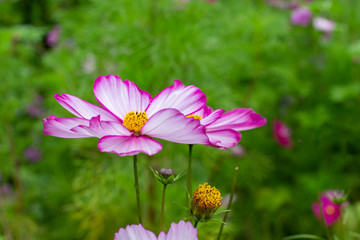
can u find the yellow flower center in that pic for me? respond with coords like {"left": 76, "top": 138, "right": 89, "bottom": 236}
{"left": 186, "top": 114, "right": 202, "bottom": 120}
{"left": 193, "top": 183, "right": 221, "bottom": 209}
{"left": 122, "top": 111, "right": 148, "bottom": 133}
{"left": 325, "top": 205, "right": 335, "bottom": 215}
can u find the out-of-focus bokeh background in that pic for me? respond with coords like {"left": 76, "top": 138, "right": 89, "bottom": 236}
{"left": 1, "top": 0, "right": 360, "bottom": 239}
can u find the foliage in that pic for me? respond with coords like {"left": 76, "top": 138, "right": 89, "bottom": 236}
{"left": 1, "top": 0, "right": 360, "bottom": 239}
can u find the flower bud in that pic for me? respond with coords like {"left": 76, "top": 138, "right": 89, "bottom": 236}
{"left": 159, "top": 168, "right": 175, "bottom": 179}
{"left": 326, "top": 190, "right": 348, "bottom": 205}
{"left": 190, "top": 183, "right": 222, "bottom": 221}
{"left": 149, "top": 166, "right": 185, "bottom": 186}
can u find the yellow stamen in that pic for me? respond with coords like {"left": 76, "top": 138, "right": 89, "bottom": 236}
{"left": 193, "top": 183, "right": 221, "bottom": 209}
{"left": 186, "top": 114, "right": 202, "bottom": 120}
{"left": 122, "top": 111, "right": 148, "bottom": 133}
{"left": 325, "top": 205, "right": 335, "bottom": 215}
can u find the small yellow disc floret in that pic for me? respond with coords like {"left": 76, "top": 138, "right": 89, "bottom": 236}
{"left": 193, "top": 183, "right": 222, "bottom": 209}
{"left": 186, "top": 114, "right": 202, "bottom": 120}
{"left": 122, "top": 111, "right": 148, "bottom": 133}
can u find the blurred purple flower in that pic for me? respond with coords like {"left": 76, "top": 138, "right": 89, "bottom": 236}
{"left": 230, "top": 145, "right": 246, "bottom": 158}
{"left": 266, "top": 0, "right": 299, "bottom": 10}
{"left": 0, "top": 184, "right": 13, "bottom": 195}
{"left": 26, "top": 94, "right": 45, "bottom": 118}
{"left": 27, "top": 105, "right": 45, "bottom": 118}
{"left": 288, "top": 2, "right": 299, "bottom": 10}
{"left": 291, "top": 7, "right": 312, "bottom": 26}
{"left": 24, "top": 147, "right": 42, "bottom": 162}
{"left": 273, "top": 120, "right": 293, "bottom": 148}
{"left": 312, "top": 191, "right": 348, "bottom": 226}
{"left": 313, "top": 17, "right": 335, "bottom": 34}
{"left": 46, "top": 25, "right": 61, "bottom": 48}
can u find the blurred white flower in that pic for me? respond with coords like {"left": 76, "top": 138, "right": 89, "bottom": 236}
{"left": 313, "top": 17, "right": 335, "bottom": 33}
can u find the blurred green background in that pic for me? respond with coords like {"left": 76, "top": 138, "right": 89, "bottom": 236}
{"left": 1, "top": 0, "right": 360, "bottom": 239}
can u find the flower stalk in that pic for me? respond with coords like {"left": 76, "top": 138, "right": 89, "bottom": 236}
{"left": 0, "top": 189, "right": 14, "bottom": 240}
{"left": 133, "top": 155, "right": 142, "bottom": 224}
{"left": 187, "top": 144, "right": 193, "bottom": 208}
{"left": 339, "top": 208, "right": 346, "bottom": 240}
{"left": 193, "top": 220, "right": 199, "bottom": 228}
{"left": 160, "top": 184, "right": 167, "bottom": 232}
{"left": 149, "top": 167, "right": 185, "bottom": 232}
{"left": 217, "top": 166, "right": 239, "bottom": 240}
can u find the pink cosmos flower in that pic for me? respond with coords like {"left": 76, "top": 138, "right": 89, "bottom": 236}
{"left": 313, "top": 17, "right": 335, "bottom": 34}
{"left": 312, "top": 191, "right": 348, "bottom": 226}
{"left": 115, "top": 220, "right": 197, "bottom": 240}
{"left": 291, "top": 7, "right": 312, "bottom": 26}
{"left": 43, "top": 75, "right": 209, "bottom": 156}
{"left": 273, "top": 120, "right": 293, "bottom": 148}
{"left": 187, "top": 106, "right": 266, "bottom": 149}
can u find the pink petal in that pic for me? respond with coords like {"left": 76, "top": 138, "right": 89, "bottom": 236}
{"left": 54, "top": 93, "right": 119, "bottom": 121}
{"left": 71, "top": 116, "right": 131, "bottom": 138}
{"left": 207, "top": 129, "right": 242, "bottom": 149}
{"left": 157, "top": 232, "right": 166, "bottom": 240}
{"left": 93, "top": 75, "right": 152, "bottom": 120}
{"left": 141, "top": 109, "right": 209, "bottom": 145}
{"left": 312, "top": 202, "right": 322, "bottom": 220}
{"left": 192, "top": 105, "right": 214, "bottom": 119}
{"left": 114, "top": 224, "right": 157, "bottom": 240}
{"left": 208, "top": 108, "right": 266, "bottom": 132}
{"left": 165, "top": 220, "right": 198, "bottom": 240}
{"left": 200, "top": 108, "right": 224, "bottom": 126}
{"left": 98, "top": 135, "right": 162, "bottom": 156}
{"left": 43, "top": 115, "right": 93, "bottom": 138}
{"left": 319, "top": 195, "right": 341, "bottom": 226}
{"left": 273, "top": 120, "right": 293, "bottom": 148}
{"left": 145, "top": 80, "right": 206, "bottom": 118}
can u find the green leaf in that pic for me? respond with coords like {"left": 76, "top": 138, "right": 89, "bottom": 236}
{"left": 283, "top": 234, "right": 325, "bottom": 240}
{"left": 349, "top": 232, "right": 360, "bottom": 238}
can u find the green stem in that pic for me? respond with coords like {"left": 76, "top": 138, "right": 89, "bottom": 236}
{"left": 133, "top": 155, "right": 142, "bottom": 224}
{"left": 186, "top": 144, "right": 193, "bottom": 209}
{"left": 339, "top": 208, "right": 346, "bottom": 240}
{"left": 160, "top": 184, "right": 167, "bottom": 232}
{"left": 217, "top": 167, "right": 239, "bottom": 240}
{"left": 0, "top": 189, "right": 14, "bottom": 240}
{"left": 194, "top": 220, "right": 199, "bottom": 228}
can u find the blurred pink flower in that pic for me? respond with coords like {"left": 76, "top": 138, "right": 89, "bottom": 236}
{"left": 187, "top": 106, "right": 266, "bottom": 149}
{"left": 291, "top": 7, "right": 312, "bottom": 26}
{"left": 43, "top": 75, "right": 208, "bottom": 156}
{"left": 230, "top": 145, "right": 246, "bottom": 157}
{"left": 312, "top": 191, "right": 348, "bottom": 226}
{"left": 115, "top": 220, "right": 197, "bottom": 240}
{"left": 313, "top": 17, "right": 335, "bottom": 33}
{"left": 82, "top": 53, "right": 96, "bottom": 74}
{"left": 273, "top": 120, "right": 293, "bottom": 148}
{"left": 46, "top": 25, "right": 61, "bottom": 48}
